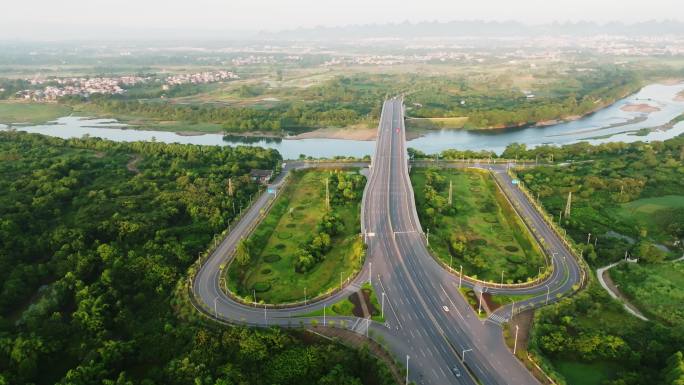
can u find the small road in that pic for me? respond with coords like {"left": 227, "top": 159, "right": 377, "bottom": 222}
{"left": 596, "top": 259, "right": 648, "bottom": 321}
{"left": 193, "top": 98, "right": 585, "bottom": 385}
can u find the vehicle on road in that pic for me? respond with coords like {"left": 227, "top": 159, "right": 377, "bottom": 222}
{"left": 442, "top": 305, "right": 449, "bottom": 312}
{"left": 452, "top": 367, "right": 461, "bottom": 377}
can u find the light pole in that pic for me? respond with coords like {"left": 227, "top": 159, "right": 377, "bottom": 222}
{"left": 459, "top": 265, "right": 463, "bottom": 289}
{"left": 214, "top": 296, "right": 219, "bottom": 318}
{"left": 478, "top": 290, "right": 483, "bottom": 315}
{"left": 253, "top": 289, "right": 256, "bottom": 307}
{"left": 513, "top": 325, "right": 520, "bottom": 355}
{"left": 546, "top": 285, "right": 550, "bottom": 305}
{"left": 369, "top": 262, "right": 372, "bottom": 283}
{"left": 587, "top": 232, "right": 591, "bottom": 245}
{"left": 323, "top": 304, "right": 326, "bottom": 326}
{"left": 462, "top": 348, "right": 472, "bottom": 363}
{"left": 426, "top": 227, "right": 430, "bottom": 246}
{"left": 450, "top": 254, "right": 453, "bottom": 269}
{"left": 381, "top": 292, "right": 385, "bottom": 318}
{"left": 406, "top": 355, "right": 410, "bottom": 385}
{"left": 501, "top": 270, "right": 505, "bottom": 287}
{"left": 304, "top": 287, "right": 307, "bottom": 305}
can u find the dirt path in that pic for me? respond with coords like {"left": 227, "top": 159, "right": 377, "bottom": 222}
{"left": 597, "top": 261, "right": 648, "bottom": 321}
{"left": 127, "top": 154, "right": 142, "bottom": 174}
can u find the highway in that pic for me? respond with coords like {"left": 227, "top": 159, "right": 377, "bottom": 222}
{"left": 193, "top": 98, "right": 584, "bottom": 384}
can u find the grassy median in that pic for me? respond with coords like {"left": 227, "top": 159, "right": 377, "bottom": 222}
{"left": 411, "top": 167, "right": 545, "bottom": 283}
{"left": 227, "top": 169, "right": 366, "bottom": 304}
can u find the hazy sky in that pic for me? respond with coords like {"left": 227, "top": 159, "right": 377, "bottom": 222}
{"left": 2, "top": 0, "right": 682, "bottom": 39}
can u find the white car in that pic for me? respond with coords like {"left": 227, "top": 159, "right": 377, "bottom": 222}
{"left": 442, "top": 305, "right": 449, "bottom": 312}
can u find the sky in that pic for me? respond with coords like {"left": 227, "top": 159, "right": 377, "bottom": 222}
{"left": 2, "top": 0, "right": 682, "bottom": 40}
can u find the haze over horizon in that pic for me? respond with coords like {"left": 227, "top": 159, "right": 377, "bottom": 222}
{"left": 3, "top": 0, "right": 684, "bottom": 40}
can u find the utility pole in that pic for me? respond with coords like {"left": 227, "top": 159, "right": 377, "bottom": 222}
{"left": 214, "top": 296, "right": 219, "bottom": 318}
{"left": 253, "top": 289, "right": 256, "bottom": 307}
{"left": 513, "top": 325, "right": 520, "bottom": 355}
{"left": 304, "top": 287, "right": 307, "bottom": 305}
{"left": 564, "top": 191, "right": 572, "bottom": 218}
{"left": 448, "top": 180, "right": 453, "bottom": 206}
{"left": 426, "top": 227, "right": 430, "bottom": 246}
{"left": 406, "top": 355, "right": 410, "bottom": 385}
{"left": 501, "top": 270, "right": 505, "bottom": 287}
{"left": 323, "top": 304, "right": 326, "bottom": 326}
{"left": 381, "top": 292, "right": 385, "bottom": 318}
{"left": 459, "top": 265, "right": 463, "bottom": 289}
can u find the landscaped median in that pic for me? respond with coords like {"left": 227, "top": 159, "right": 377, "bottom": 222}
{"left": 411, "top": 167, "right": 547, "bottom": 284}
{"left": 226, "top": 169, "right": 367, "bottom": 305}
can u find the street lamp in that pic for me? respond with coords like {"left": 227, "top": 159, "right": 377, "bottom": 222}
{"left": 406, "top": 355, "right": 410, "bottom": 385}
{"left": 459, "top": 265, "right": 463, "bottom": 289}
{"left": 546, "top": 285, "right": 550, "bottom": 305}
{"left": 381, "top": 292, "right": 385, "bottom": 318}
{"left": 501, "top": 270, "right": 505, "bottom": 287}
{"left": 462, "top": 348, "right": 472, "bottom": 363}
{"left": 214, "top": 296, "right": 219, "bottom": 318}
{"left": 513, "top": 325, "right": 520, "bottom": 355}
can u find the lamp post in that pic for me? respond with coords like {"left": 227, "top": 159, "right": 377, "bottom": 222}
{"left": 459, "top": 265, "right": 463, "bottom": 289}
{"left": 381, "top": 292, "right": 385, "bottom": 318}
{"left": 405, "top": 355, "right": 410, "bottom": 385}
{"left": 513, "top": 325, "right": 520, "bottom": 355}
{"left": 214, "top": 296, "right": 219, "bottom": 318}
{"left": 462, "top": 348, "right": 472, "bottom": 363}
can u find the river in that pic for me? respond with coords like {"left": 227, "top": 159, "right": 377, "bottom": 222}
{"left": 2, "top": 83, "right": 683, "bottom": 159}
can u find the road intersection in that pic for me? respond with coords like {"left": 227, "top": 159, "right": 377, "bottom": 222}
{"left": 193, "top": 98, "right": 584, "bottom": 384}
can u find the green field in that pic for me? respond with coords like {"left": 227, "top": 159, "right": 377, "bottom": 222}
{"left": 228, "top": 169, "right": 365, "bottom": 304}
{"left": 411, "top": 168, "right": 545, "bottom": 283}
{"left": 0, "top": 102, "right": 72, "bottom": 124}
{"left": 552, "top": 360, "right": 619, "bottom": 385}
{"left": 405, "top": 116, "right": 468, "bottom": 130}
{"left": 610, "top": 261, "right": 684, "bottom": 326}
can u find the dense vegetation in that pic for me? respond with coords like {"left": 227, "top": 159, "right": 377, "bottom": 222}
{"left": 517, "top": 135, "right": 684, "bottom": 385}
{"left": 0, "top": 132, "right": 392, "bottom": 385}
{"left": 228, "top": 170, "right": 366, "bottom": 304}
{"left": 411, "top": 168, "right": 544, "bottom": 282}
{"left": 514, "top": 135, "right": 684, "bottom": 266}
{"left": 530, "top": 283, "right": 684, "bottom": 385}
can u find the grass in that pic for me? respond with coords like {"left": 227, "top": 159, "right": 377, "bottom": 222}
{"left": 0, "top": 102, "right": 72, "bottom": 124}
{"left": 609, "top": 261, "right": 684, "bottom": 326}
{"left": 614, "top": 195, "right": 684, "bottom": 244}
{"left": 489, "top": 292, "right": 539, "bottom": 307}
{"left": 552, "top": 360, "right": 620, "bottom": 385}
{"left": 411, "top": 167, "right": 545, "bottom": 283}
{"left": 228, "top": 170, "right": 364, "bottom": 304}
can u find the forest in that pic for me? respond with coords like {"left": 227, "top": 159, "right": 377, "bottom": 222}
{"left": 0, "top": 132, "right": 392, "bottom": 385}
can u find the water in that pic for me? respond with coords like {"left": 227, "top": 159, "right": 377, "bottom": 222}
{"left": 2, "top": 83, "right": 683, "bottom": 159}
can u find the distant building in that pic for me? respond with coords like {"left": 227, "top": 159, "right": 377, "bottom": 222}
{"left": 249, "top": 169, "right": 273, "bottom": 185}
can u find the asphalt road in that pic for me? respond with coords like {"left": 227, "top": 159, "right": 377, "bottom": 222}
{"left": 193, "top": 98, "right": 584, "bottom": 385}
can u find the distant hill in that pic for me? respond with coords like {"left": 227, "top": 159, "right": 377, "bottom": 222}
{"left": 258, "top": 20, "right": 684, "bottom": 40}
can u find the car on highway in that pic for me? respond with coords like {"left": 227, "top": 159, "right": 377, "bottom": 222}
{"left": 452, "top": 366, "right": 461, "bottom": 377}
{"left": 442, "top": 305, "right": 449, "bottom": 312}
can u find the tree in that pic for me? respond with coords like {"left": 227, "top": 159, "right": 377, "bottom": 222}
{"left": 235, "top": 239, "right": 252, "bottom": 266}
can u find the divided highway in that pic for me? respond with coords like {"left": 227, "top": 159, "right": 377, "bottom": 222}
{"left": 193, "top": 98, "right": 584, "bottom": 384}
